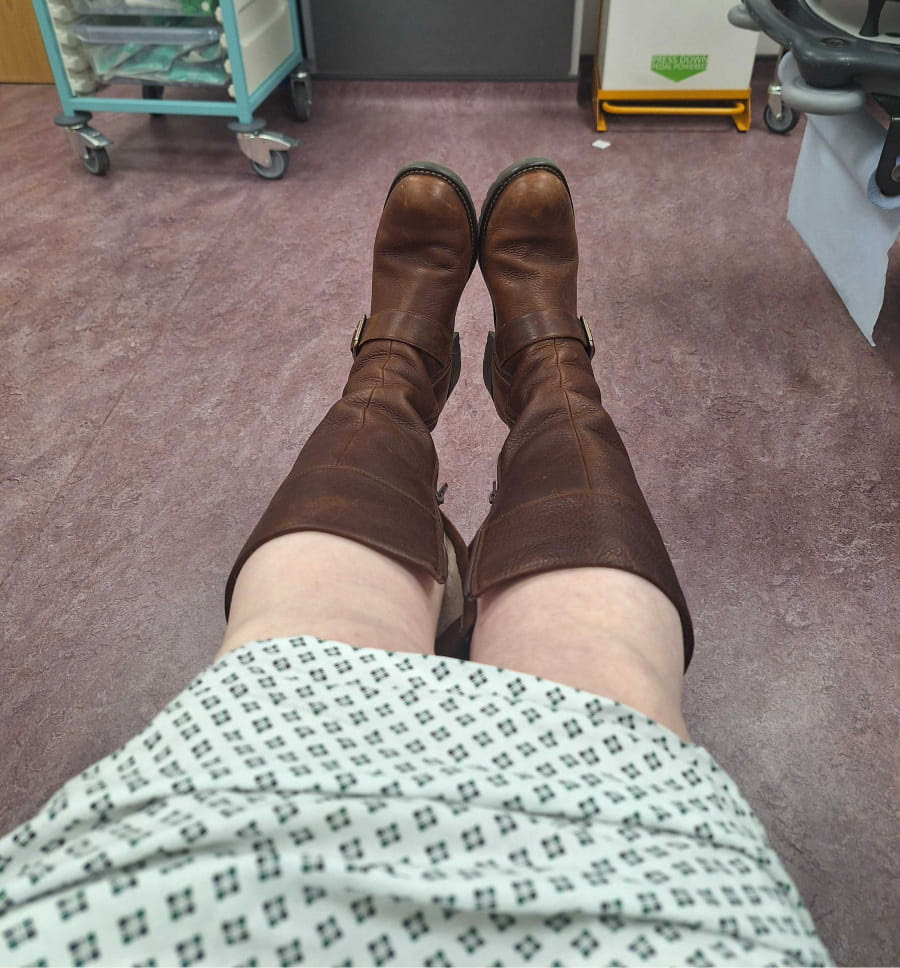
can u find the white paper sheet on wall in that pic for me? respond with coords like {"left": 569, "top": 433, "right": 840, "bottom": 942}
{"left": 787, "top": 110, "right": 900, "bottom": 345}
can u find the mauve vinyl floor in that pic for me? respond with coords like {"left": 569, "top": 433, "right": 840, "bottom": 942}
{"left": 1, "top": 69, "right": 898, "bottom": 966}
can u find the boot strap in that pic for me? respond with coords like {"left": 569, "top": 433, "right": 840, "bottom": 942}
{"left": 352, "top": 311, "right": 453, "bottom": 364}
{"left": 494, "top": 309, "right": 594, "bottom": 368}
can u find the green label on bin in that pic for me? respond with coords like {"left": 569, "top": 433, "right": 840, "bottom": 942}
{"left": 650, "top": 54, "right": 709, "bottom": 83}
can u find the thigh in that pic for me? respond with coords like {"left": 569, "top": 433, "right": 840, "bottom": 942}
{"left": 469, "top": 568, "right": 690, "bottom": 741}
{"left": 218, "top": 531, "right": 444, "bottom": 660}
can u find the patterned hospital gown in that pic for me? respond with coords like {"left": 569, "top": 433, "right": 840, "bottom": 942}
{"left": 0, "top": 636, "right": 833, "bottom": 966}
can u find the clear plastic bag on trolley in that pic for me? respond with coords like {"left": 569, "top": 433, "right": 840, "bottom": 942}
{"left": 84, "top": 41, "right": 227, "bottom": 83}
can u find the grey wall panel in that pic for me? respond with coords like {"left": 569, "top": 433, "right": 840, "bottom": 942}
{"left": 308, "top": 0, "right": 577, "bottom": 79}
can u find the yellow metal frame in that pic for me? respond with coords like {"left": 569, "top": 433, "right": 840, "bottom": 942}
{"left": 593, "top": 77, "right": 751, "bottom": 132}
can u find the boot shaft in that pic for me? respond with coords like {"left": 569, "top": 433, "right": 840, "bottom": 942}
{"left": 346, "top": 318, "right": 459, "bottom": 432}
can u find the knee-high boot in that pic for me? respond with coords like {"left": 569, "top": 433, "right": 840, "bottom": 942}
{"left": 226, "top": 163, "right": 478, "bottom": 658}
{"left": 466, "top": 159, "right": 694, "bottom": 668}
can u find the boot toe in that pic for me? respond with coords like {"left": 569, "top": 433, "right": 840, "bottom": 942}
{"left": 479, "top": 165, "right": 579, "bottom": 328}
{"left": 380, "top": 171, "right": 476, "bottom": 268}
{"left": 371, "top": 170, "right": 477, "bottom": 321}
{"left": 483, "top": 168, "right": 576, "bottom": 256}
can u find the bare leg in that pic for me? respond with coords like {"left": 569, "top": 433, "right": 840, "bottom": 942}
{"left": 218, "top": 531, "right": 443, "bottom": 660}
{"left": 470, "top": 568, "right": 690, "bottom": 741}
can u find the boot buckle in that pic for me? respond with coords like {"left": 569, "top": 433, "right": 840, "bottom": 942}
{"left": 580, "top": 316, "right": 595, "bottom": 359}
{"left": 351, "top": 316, "right": 368, "bottom": 356}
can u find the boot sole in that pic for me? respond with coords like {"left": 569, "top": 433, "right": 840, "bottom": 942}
{"left": 388, "top": 161, "right": 479, "bottom": 275}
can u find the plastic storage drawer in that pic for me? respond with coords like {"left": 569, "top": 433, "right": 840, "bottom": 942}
{"left": 71, "top": 19, "right": 227, "bottom": 84}
{"left": 70, "top": 20, "right": 220, "bottom": 43}
{"left": 70, "top": 0, "right": 217, "bottom": 17}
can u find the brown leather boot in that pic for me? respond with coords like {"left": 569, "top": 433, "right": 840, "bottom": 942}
{"left": 225, "top": 162, "right": 477, "bottom": 659}
{"left": 467, "top": 158, "right": 694, "bottom": 669}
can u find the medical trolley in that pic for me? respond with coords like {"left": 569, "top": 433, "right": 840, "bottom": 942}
{"left": 31, "top": 0, "right": 312, "bottom": 178}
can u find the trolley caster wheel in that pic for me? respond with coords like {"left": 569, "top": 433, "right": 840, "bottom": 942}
{"left": 82, "top": 145, "right": 110, "bottom": 176}
{"left": 289, "top": 73, "right": 311, "bottom": 122}
{"left": 763, "top": 103, "right": 800, "bottom": 135}
{"left": 251, "top": 149, "right": 288, "bottom": 180}
{"left": 143, "top": 84, "right": 165, "bottom": 117}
